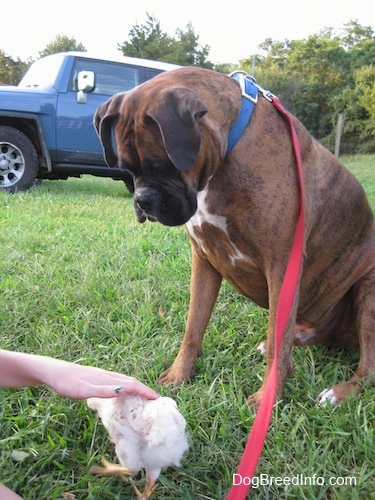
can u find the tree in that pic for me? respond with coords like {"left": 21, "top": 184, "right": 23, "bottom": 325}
{"left": 118, "top": 13, "right": 213, "bottom": 68}
{"left": 343, "top": 21, "right": 375, "bottom": 72}
{"left": 333, "top": 24, "right": 375, "bottom": 152}
{"left": 341, "top": 19, "right": 375, "bottom": 50}
{"left": 173, "top": 23, "right": 213, "bottom": 68}
{"left": 0, "top": 50, "right": 29, "bottom": 85}
{"left": 119, "top": 14, "right": 172, "bottom": 61}
{"left": 239, "top": 54, "right": 301, "bottom": 114}
{"left": 355, "top": 65, "right": 375, "bottom": 146}
{"left": 257, "top": 38, "right": 292, "bottom": 71}
{"left": 245, "top": 22, "right": 375, "bottom": 152}
{"left": 39, "top": 35, "right": 86, "bottom": 58}
{"left": 287, "top": 35, "right": 349, "bottom": 140}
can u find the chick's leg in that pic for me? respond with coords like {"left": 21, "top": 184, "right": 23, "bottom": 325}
{"left": 138, "top": 476, "right": 157, "bottom": 499}
{"left": 90, "top": 459, "right": 157, "bottom": 499}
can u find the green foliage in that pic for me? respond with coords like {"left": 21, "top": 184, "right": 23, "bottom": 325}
{"left": 118, "top": 13, "right": 213, "bottom": 68}
{"left": 0, "top": 50, "right": 30, "bottom": 85}
{"left": 173, "top": 23, "right": 213, "bottom": 68}
{"left": 0, "top": 35, "right": 86, "bottom": 85}
{"left": 38, "top": 35, "right": 86, "bottom": 58}
{"left": 0, "top": 157, "right": 374, "bottom": 498}
{"left": 356, "top": 65, "right": 375, "bottom": 137}
{"left": 241, "top": 20, "right": 375, "bottom": 154}
{"left": 119, "top": 14, "right": 172, "bottom": 62}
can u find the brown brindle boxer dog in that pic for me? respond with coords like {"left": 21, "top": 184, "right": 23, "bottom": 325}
{"left": 94, "top": 67, "right": 375, "bottom": 407}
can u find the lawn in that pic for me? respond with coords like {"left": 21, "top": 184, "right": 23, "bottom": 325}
{"left": 0, "top": 155, "right": 374, "bottom": 499}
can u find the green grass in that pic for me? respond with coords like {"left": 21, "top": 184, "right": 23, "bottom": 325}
{"left": 0, "top": 154, "right": 374, "bottom": 499}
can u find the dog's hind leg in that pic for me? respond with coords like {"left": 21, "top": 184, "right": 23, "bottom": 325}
{"left": 256, "top": 321, "right": 320, "bottom": 354}
{"left": 317, "top": 274, "right": 375, "bottom": 406}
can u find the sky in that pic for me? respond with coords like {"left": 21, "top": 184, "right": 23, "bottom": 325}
{"left": 1, "top": 1, "right": 374, "bottom": 64}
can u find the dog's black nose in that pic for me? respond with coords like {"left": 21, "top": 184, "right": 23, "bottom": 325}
{"left": 134, "top": 188, "right": 157, "bottom": 213}
{"left": 133, "top": 187, "right": 160, "bottom": 222}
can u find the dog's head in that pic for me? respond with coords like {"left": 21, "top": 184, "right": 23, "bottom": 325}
{"left": 94, "top": 71, "right": 210, "bottom": 226}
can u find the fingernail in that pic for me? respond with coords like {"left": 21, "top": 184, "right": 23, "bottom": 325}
{"left": 114, "top": 386, "right": 124, "bottom": 394}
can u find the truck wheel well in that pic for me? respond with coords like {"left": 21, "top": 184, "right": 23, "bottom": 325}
{"left": 0, "top": 117, "right": 47, "bottom": 170}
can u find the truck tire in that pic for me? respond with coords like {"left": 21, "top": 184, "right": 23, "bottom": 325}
{"left": 0, "top": 126, "right": 38, "bottom": 193}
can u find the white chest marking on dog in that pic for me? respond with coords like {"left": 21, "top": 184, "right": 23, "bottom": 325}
{"left": 187, "top": 188, "right": 227, "bottom": 232}
{"left": 186, "top": 188, "right": 225, "bottom": 254}
{"left": 186, "top": 187, "right": 250, "bottom": 265}
{"left": 229, "top": 248, "right": 251, "bottom": 265}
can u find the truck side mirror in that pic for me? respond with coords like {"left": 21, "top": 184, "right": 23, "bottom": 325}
{"left": 77, "top": 71, "right": 95, "bottom": 103}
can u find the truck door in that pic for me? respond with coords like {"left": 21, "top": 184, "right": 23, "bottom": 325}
{"left": 55, "top": 58, "right": 142, "bottom": 166}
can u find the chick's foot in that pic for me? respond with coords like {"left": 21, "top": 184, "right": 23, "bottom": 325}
{"left": 90, "top": 457, "right": 136, "bottom": 479}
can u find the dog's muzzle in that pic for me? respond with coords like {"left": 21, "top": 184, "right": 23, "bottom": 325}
{"left": 134, "top": 188, "right": 159, "bottom": 223}
{"left": 132, "top": 185, "right": 197, "bottom": 227}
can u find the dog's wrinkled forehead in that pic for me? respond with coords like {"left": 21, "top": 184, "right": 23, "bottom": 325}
{"left": 94, "top": 83, "right": 208, "bottom": 173}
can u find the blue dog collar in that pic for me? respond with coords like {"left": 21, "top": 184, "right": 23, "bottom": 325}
{"left": 226, "top": 71, "right": 258, "bottom": 156}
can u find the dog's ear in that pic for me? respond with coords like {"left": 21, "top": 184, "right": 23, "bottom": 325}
{"left": 146, "top": 87, "right": 208, "bottom": 171}
{"left": 94, "top": 93, "right": 125, "bottom": 168}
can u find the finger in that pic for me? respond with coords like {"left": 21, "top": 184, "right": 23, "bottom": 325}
{"left": 80, "top": 383, "right": 160, "bottom": 400}
{"left": 114, "top": 382, "right": 160, "bottom": 400}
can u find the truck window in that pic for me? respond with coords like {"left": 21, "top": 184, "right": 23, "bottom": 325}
{"left": 71, "top": 59, "right": 140, "bottom": 96}
{"left": 147, "top": 69, "right": 164, "bottom": 79}
{"left": 19, "top": 53, "right": 66, "bottom": 88}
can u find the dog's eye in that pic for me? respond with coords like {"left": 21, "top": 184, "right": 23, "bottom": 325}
{"left": 152, "top": 161, "right": 168, "bottom": 170}
{"left": 144, "top": 158, "right": 175, "bottom": 172}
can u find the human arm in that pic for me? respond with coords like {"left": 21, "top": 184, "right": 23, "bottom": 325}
{"left": 0, "top": 349, "right": 159, "bottom": 400}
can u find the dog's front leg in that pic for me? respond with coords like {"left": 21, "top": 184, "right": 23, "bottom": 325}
{"left": 158, "top": 247, "right": 222, "bottom": 385}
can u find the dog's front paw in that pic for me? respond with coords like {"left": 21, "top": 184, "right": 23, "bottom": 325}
{"left": 157, "top": 360, "right": 194, "bottom": 386}
{"left": 158, "top": 368, "right": 185, "bottom": 385}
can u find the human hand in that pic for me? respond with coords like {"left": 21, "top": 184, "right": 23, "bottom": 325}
{"left": 0, "top": 350, "right": 159, "bottom": 400}
{"left": 41, "top": 358, "right": 160, "bottom": 400}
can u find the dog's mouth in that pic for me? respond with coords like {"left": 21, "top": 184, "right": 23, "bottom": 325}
{"left": 135, "top": 204, "right": 158, "bottom": 223}
{"left": 133, "top": 186, "right": 197, "bottom": 227}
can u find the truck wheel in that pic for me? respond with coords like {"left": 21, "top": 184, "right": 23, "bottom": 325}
{"left": 0, "top": 126, "right": 38, "bottom": 193}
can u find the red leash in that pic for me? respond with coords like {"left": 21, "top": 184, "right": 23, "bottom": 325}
{"left": 227, "top": 95, "right": 305, "bottom": 500}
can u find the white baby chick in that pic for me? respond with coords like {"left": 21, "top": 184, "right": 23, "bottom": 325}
{"left": 87, "top": 395, "right": 189, "bottom": 499}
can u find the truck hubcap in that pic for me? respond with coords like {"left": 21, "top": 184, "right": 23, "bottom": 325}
{"left": 0, "top": 143, "right": 25, "bottom": 185}
{"left": 0, "top": 155, "right": 11, "bottom": 174}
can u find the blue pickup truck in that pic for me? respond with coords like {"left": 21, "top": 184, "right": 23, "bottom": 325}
{"left": 0, "top": 52, "right": 178, "bottom": 193}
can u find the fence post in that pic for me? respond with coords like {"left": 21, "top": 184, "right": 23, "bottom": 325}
{"left": 334, "top": 113, "right": 344, "bottom": 158}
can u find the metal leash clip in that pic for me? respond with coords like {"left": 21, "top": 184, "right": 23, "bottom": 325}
{"left": 230, "top": 70, "right": 276, "bottom": 103}
{"left": 230, "top": 70, "right": 258, "bottom": 104}
{"left": 254, "top": 81, "right": 276, "bottom": 102}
